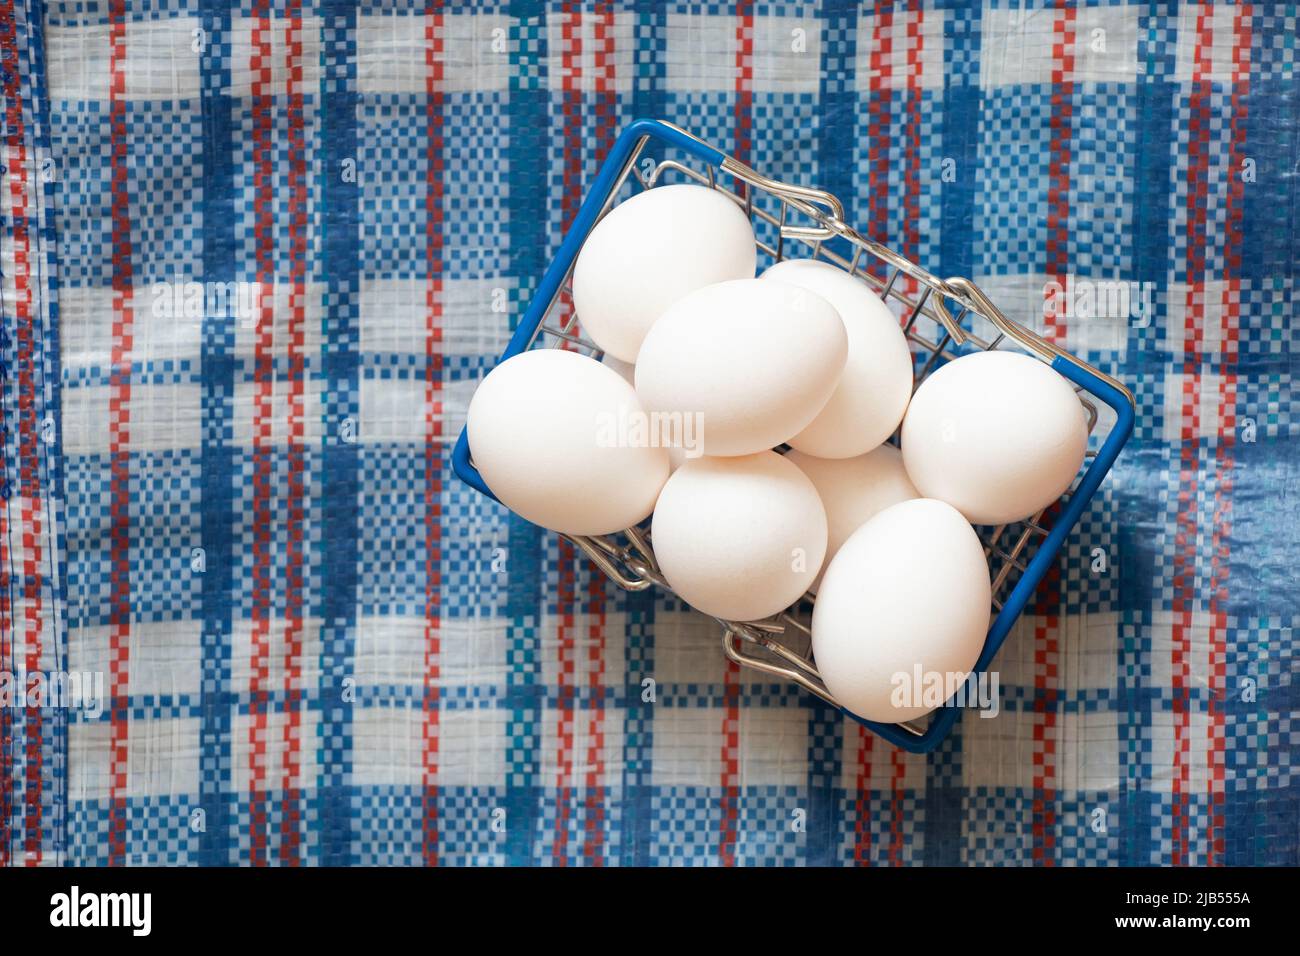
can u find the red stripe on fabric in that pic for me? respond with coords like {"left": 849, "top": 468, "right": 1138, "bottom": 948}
{"left": 105, "top": 0, "right": 135, "bottom": 868}
{"left": 731, "top": 1, "right": 754, "bottom": 172}
{"left": 889, "top": 748, "right": 906, "bottom": 867}
{"left": 0, "top": 0, "right": 12, "bottom": 860}
{"left": 554, "top": 4, "right": 584, "bottom": 336}
{"left": 853, "top": 727, "right": 872, "bottom": 864}
{"left": 1043, "top": 1, "right": 1076, "bottom": 345}
{"left": 719, "top": 668, "right": 741, "bottom": 867}
{"left": 852, "top": 674, "right": 907, "bottom": 867}
{"left": 421, "top": 6, "right": 446, "bottom": 869}
{"left": 553, "top": 540, "right": 577, "bottom": 864}
{"left": 1027, "top": 0, "right": 1076, "bottom": 869}
{"left": 581, "top": 566, "right": 607, "bottom": 864}
{"left": 1030, "top": 615, "right": 1060, "bottom": 865}
{"left": 248, "top": 2, "right": 276, "bottom": 868}
{"left": 718, "top": 0, "right": 754, "bottom": 868}
{"left": 0, "top": 0, "right": 46, "bottom": 866}
{"left": 549, "top": 1, "right": 584, "bottom": 867}
{"left": 580, "top": 0, "right": 618, "bottom": 868}
{"left": 1172, "top": 1, "right": 1216, "bottom": 868}
{"left": 849, "top": 8, "right": 894, "bottom": 865}
{"left": 1030, "top": 545, "right": 1064, "bottom": 865}
{"left": 894, "top": 3, "right": 919, "bottom": 845}
{"left": 902, "top": 2, "right": 923, "bottom": 293}
{"left": 866, "top": 8, "right": 893, "bottom": 282}
{"left": 1206, "top": 2, "right": 1251, "bottom": 865}
{"left": 278, "top": 0, "right": 309, "bottom": 867}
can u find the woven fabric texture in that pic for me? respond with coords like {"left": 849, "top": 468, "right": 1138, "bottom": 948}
{"left": 0, "top": 0, "right": 1296, "bottom": 865}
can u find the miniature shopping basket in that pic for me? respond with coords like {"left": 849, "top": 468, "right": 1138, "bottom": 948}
{"left": 452, "top": 119, "right": 1136, "bottom": 753}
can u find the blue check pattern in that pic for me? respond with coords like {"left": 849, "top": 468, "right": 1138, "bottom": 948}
{"left": 0, "top": 0, "right": 1296, "bottom": 866}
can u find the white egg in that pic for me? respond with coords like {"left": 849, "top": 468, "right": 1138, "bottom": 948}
{"left": 599, "top": 354, "right": 693, "bottom": 471}
{"left": 573, "top": 184, "right": 757, "bottom": 362}
{"left": 651, "top": 452, "right": 827, "bottom": 622}
{"left": 812, "top": 498, "right": 991, "bottom": 723}
{"left": 901, "top": 350, "right": 1089, "bottom": 526}
{"left": 785, "top": 444, "right": 919, "bottom": 593}
{"left": 761, "top": 259, "right": 913, "bottom": 458}
{"left": 636, "top": 279, "right": 848, "bottom": 457}
{"left": 467, "top": 349, "right": 670, "bottom": 536}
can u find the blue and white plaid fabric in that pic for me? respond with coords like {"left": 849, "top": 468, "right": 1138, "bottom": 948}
{"left": 1, "top": 0, "right": 1296, "bottom": 866}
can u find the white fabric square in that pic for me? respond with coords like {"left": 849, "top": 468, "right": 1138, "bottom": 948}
{"left": 47, "top": 19, "right": 202, "bottom": 102}
{"left": 351, "top": 703, "right": 506, "bottom": 789}
{"left": 650, "top": 704, "right": 722, "bottom": 788}
{"left": 357, "top": 277, "right": 511, "bottom": 357}
{"left": 665, "top": 13, "right": 821, "bottom": 93}
{"left": 72, "top": 619, "right": 203, "bottom": 699}
{"left": 353, "top": 615, "right": 508, "bottom": 690}
{"left": 856, "top": 8, "right": 947, "bottom": 91}
{"left": 359, "top": 374, "right": 436, "bottom": 445}
{"left": 538, "top": 700, "right": 627, "bottom": 786}
{"left": 64, "top": 381, "right": 202, "bottom": 457}
{"left": 230, "top": 377, "right": 325, "bottom": 448}
{"left": 544, "top": 9, "right": 635, "bottom": 93}
{"left": 70, "top": 717, "right": 201, "bottom": 801}
{"left": 1161, "top": 371, "right": 1226, "bottom": 442}
{"left": 229, "top": 16, "right": 324, "bottom": 98}
{"left": 1174, "top": 2, "right": 1249, "bottom": 83}
{"left": 538, "top": 610, "right": 628, "bottom": 691}
{"left": 356, "top": 13, "right": 513, "bottom": 94}
{"left": 979, "top": 3, "right": 1139, "bottom": 89}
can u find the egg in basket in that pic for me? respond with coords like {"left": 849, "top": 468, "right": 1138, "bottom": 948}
{"left": 454, "top": 120, "right": 1135, "bottom": 753}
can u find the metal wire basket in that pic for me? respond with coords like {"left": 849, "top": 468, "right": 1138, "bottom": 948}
{"left": 453, "top": 119, "right": 1136, "bottom": 754}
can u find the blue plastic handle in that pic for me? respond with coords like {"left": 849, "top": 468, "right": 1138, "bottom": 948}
{"left": 452, "top": 120, "right": 726, "bottom": 500}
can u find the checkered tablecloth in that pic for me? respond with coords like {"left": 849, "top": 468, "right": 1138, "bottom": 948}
{"left": 1, "top": 0, "right": 1296, "bottom": 866}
